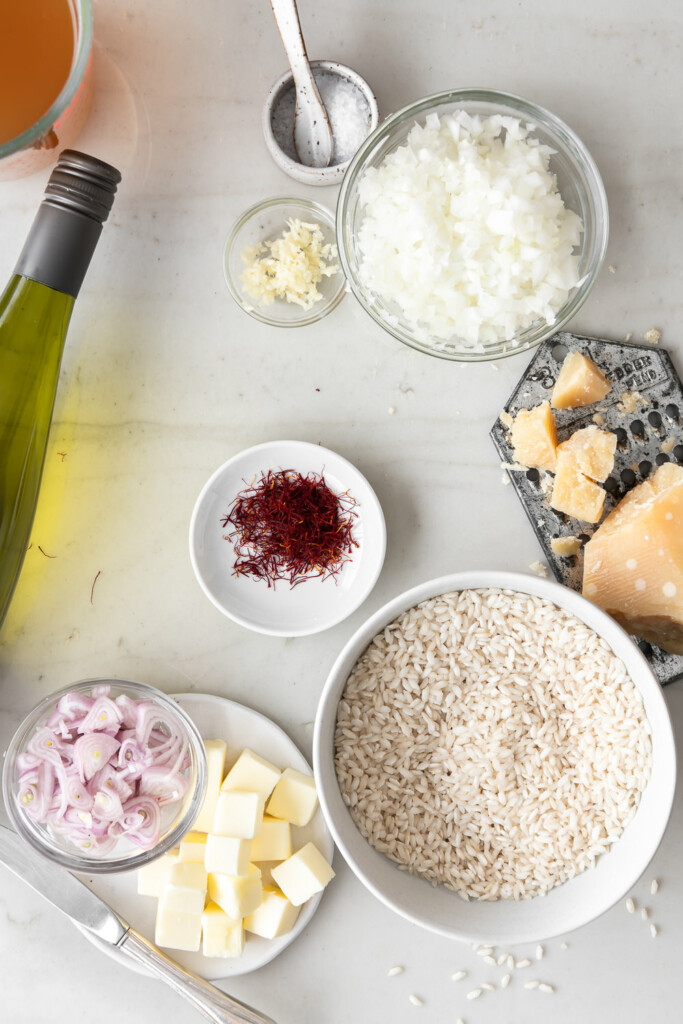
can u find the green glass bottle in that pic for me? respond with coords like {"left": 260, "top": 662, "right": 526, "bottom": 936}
{"left": 0, "top": 150, "right": 121, "bottom": 629}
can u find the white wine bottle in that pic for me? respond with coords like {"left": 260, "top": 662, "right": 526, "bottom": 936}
{"left": 0, "top": 150, "right": 121, "bottom": 628}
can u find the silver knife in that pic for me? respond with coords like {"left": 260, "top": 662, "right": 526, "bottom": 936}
{"left": 0, "top": 824, "right": 277, "bottom": 1024}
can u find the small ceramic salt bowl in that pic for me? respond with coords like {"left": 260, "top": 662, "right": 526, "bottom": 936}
{"left": 263, "top": 60, "right": 379, "bottom": 186}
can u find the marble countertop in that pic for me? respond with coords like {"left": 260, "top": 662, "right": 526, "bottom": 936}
{"left": 1, "top": 1, "right": 682, "bottom": 1021}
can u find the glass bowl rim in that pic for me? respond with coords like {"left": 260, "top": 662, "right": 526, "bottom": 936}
{"left": 223, "top": 195, "right": 346, "bottom": 328}
{"left": 0, "top": 0, "right": 94, "bottom": 161}
{"left": 335, "top": 86, "right": 610, "bottom": 363}
{"left": 2, "top": 677, "right": 208, "bottom": 874}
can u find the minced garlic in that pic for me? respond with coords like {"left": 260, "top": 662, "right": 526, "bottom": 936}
{"left": 240, "top": 219, "right": 339, "bottom": 310}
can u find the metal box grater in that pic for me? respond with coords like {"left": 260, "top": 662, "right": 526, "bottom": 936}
{"left": 490, "top": 332, "right": 683, "bottom": 686}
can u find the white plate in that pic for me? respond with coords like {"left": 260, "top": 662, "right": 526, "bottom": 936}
{"left": 189, "top": 440, "right": 386, "bottom": 636}
{"left": 76, "top": 692, "right": 334, "bottom": 979}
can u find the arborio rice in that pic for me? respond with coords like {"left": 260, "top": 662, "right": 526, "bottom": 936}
{"left": 334, "top": 589, "right": 652, "bottom": 900}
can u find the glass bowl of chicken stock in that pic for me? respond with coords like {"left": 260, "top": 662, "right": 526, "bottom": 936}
{"left": 336, "top": 88, "right": 609, "bottom": 362}
{"left": 3, "top": 679, "right": 207, "bottom": 873}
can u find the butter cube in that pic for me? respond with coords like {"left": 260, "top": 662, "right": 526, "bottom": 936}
{"left": 550, "top": 450, "right": 606, "bottom": 524}
{"left": 163, "top": 861, "right": 208, "bottom": 914}
{"left": 266, "top": 768, "right": 318, "bottom": 827}
{"left": 250, "top": 816, "right": 292, "bottom": 862}
{"left": 510, "top": 401, "right": 558, "bottom": 472}
{"left": 213, "top": 790, "right": 265, "bottom": 838}
{"left": 244, "top": 886, "right": 300, "bottom": 939}
{"left": 155, "top": 903, "right": 202, "bottom": 951}
{"left": 193, "top": 739, "right": 227, "bottom": 833}
{"left": 179, "top": 831, "right": 207, "bottom": 863}
{"left": 201, "top": 901, "right": 245, "bottom": 958}
{"left": 208, "top": 864, "right": 263, "bottom": 919}
{"left": 557, "top": 425, "right": 617, "bottom": 482}
{"left": 205, "top": 834, "right": 252, "bottom": 876}
{"left": 271, "top": 842, "right": 334, "bottom": 907}
{"left": 221, "top": 748, "right": 281, "bottom": 798}
{"left": 551, "top": 351, "right": 611, "bottom": 409}
{"left": 137, "top": 850, "right": 179, "bottom": 898}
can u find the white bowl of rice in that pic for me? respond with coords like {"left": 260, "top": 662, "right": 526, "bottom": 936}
{"left": 313, "top": 571, "right": 675, "bottom": 944}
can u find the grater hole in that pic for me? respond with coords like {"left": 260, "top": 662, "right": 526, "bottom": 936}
{"left": 551, "top": 342, "right": 568, "bottom": 362}
{"left": 526, "top": 468, "right": 540, "bottom": 483}
{"left": 655, "top": 453, "right": 670, "bottom": 466}
{"left": 639, "top": 460, "right": 652, "bottom": 478}
{"left": 665, "top": 403, "right": 680, "bottom": 422}
{"left": 648, "top": 411, "right": 663, "bottom": 429}
{"left": 604, "top": 476, "right": 620, "bottom": 495}
{"left": 615, "top": 427, "right": 629, "bottom": 448}
{"left": 637, "top": 639, "right": 654, "bottom": 659}
{"left": 675, "top": 445, "right": 683, "bottom": 462}
{"left": 630, "top": 419, "right": 645, "bottom": 439}
{"left": 621, "top": 468, "right": 637, "bottom": 487}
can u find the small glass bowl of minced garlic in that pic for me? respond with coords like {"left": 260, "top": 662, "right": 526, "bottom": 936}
{"left": 224, "top": 197, "right": 345, "bottom": 327}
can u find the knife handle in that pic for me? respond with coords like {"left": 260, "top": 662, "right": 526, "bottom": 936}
{"left": 117, "top": 928, "right": 278, "bottom": 1024}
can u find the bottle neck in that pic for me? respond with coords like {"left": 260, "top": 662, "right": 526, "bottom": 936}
{"left": 14, "top": 203, "right": 104, "bottom": 299}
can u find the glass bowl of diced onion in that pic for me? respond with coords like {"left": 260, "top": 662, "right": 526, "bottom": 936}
{"left": 223, "top": 197, "right": 346, "bottom": 327}
{"left": 2, "top": 679, "right": 207, "bottom": 873}
{"left": 336, "top": 88, "right": 609, "bottom": 362}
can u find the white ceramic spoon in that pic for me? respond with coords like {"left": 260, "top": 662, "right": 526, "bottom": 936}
{"left": 270, "top": 0, "right": 334, "bottom": 167}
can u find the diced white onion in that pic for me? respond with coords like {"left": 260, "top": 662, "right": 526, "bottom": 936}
{"left": 356, "top": 111, "right": 584, "bottom": 349}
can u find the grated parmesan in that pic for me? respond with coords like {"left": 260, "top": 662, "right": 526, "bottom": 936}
{"left": 240, "top": 219, "right": 339, "bottom": 310}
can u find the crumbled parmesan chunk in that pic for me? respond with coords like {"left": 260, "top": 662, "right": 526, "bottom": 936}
{"left": 240, "top": 219, "right": 339, "bottom": 310}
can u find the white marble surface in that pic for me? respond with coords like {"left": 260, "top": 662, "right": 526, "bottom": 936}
{"left": 1, "top": 0, "right": 682, "bottom": 1021}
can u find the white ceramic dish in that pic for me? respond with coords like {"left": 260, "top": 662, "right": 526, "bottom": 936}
{"left": 313, "top": 570, "right": 676, "bottom": 946}
{"left": 76, "top": 692, "right": 334, "bottom": 979}
{"left": 189, "top": 440, "right": 386, "bottom": 637}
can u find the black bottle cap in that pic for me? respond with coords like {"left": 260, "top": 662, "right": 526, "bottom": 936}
{"left": 44, "top": 150, "right": 122, "bottom": 224}
{"left": 14, "top": 150, "right": 122, "bottom": 297}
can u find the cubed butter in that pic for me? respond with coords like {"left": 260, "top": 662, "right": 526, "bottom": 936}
{"left": 193, "top": 739, "right": 227, "bottom": 833}
{"left": 510, "top": 401, "right": 558, "bottom": 472}
{"left": 208, "top": 864, "right": 263, "bottom": 919}
{"left": 205, "top": 834, "right": 252, "bottom": 876}
{"left": 557, "top": 425, "right": 617, "bottom": 482}
{"left": 221, "top": 748, "right": 281, "bottom": 798}
{"left": 550, "top": 450, "right": 606, "bottom": 524}
{"left": 179, "top": 831, "right": 207, "bottom": 863}
{"left": 551, "top": 351, "right": 611, "bottom": 409}
{"left": 155, "top": 903, "right": 202, "bottom": 951}
{"left": 213, "top": 790, "right": 265, "bottom": 838}
{"left": 244, "top": 886, "right": 300, "bottom": 939}
{"left": 271, "top": 842, "right": 334, "bottom": 907}
{"left": 201, "top": 901, "right": 245, "bottom": 958}
{"left": 250, "top": 816, "right": 292, "bottom": 862}
{"left": 266, "top": 768, "right": 318, "bottom": 827}
{"left": 583, "top": 463, "right": 683, "bottom": 653}
{"left": 137, "top": 850, "right": 179, "bottom": 898}
{"left": 163, "top": 861, "right": 208, "bottom": 914}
